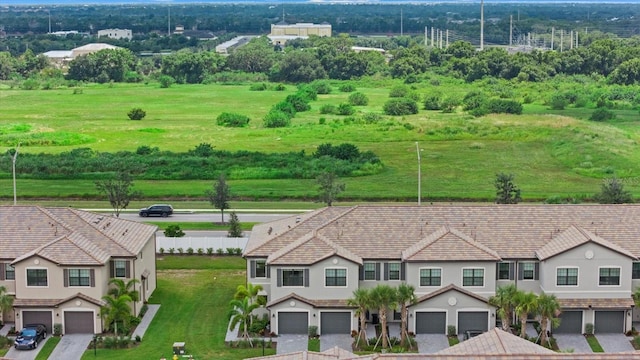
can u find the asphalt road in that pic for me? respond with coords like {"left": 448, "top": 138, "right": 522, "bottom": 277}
{"left": 108, "top": 212, "right": 304, "bottom": 223}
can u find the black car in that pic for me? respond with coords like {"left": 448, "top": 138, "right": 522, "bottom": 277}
{"left": 14, "top": 324, "right": 46, "bottom": 350}
{"left": 139, "top": 204, "right": 173, "bottom": 217}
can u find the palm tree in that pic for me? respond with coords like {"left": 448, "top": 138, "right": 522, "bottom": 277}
{"left": 396, "top": 283, "right": 417, "bottom": 347}
{"left": 234, "top": 283, "right": 265, "bottom": 306}
{"left": 108, "top": 278, "right": 140, "bottom": 302}
{"left": 100, "top": 294, "right": 132, "bottom": 336}
{"left": 347, "top": 287, "right": 371, "bottom": 349}
{"left": 537, "top": 293, "right": 561, "bottom": 346}
{"left": 489, "top": 284, "right": 517, "bottom": 331}
{"left": 369, "top": 285, "right": 398, "bottom": 350}
{"left": 0, "top": 285, "right": 14, "bottom": 324}
{"left": 514, "top": 291, "right": 538, "bottom": 338}
{"left": 229, "top": 297, "right": 260, "bottom": 346}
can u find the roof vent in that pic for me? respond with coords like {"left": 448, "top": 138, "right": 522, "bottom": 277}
{"left": 296, "top": 216, "right": 301, "bottom": 223}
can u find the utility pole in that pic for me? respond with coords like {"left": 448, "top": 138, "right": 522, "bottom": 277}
{"left": 416, "top": 142, "right": 421, "bottom": 206}
{"left": 11, "top": 143, "right": 20, "bottom": 206}
{"left": 509, "top": 15, "right": 513, "bottom": 47}
{"left": 400, "top": 8, "right": 403, "bottom": 36}
{"left": 167, "top": 6, "right": 171, "bottom": 36}
{"left": 551, "top": 27, "right": 555, "bottom": 50}
{"left": 431, "top": 27, "right": 435, "bottom": 47}
{"left": 480, "top": 0, "right": 484, "bottom": 50}
{"left": 560, "top": 30, "right": 563, "bottom": 52}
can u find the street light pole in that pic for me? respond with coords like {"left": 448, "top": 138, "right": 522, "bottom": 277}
{"left": 11, "top": 143, "right": 20, "bottom": 206}
{"left": 416, "top": 142, "right": 421, "bottom": 206}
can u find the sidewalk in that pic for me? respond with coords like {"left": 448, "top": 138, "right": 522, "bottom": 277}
{"left": 132, "top": 304, "right": 160, "bottom": 339}
{"left": 0, "top": 322, "right": 14, "bottom": 336}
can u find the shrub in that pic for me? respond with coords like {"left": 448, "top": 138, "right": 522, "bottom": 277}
{"left": 249, "top": 83, "right": 268, "bottom": 91}
{"left": 158, "top": 75, "right": 175, "bottom": 88}
{"left": 389, "top": 85, "right": 409, "bottom": 98}
{"left": 441, "top": 96, "right": 461, "bottom": 113}
{"left": 235, "top": 248, "right": 242, "bottom": 255}
{"left": 139, "top": 304, "right": 148, "bottom": 318}
{"left": 362, "top": 112, "right": 384, "bottom": 124}
{"left": 127, "top": 108, "right": 146, "bottom": 120}
{"left": 177, "top": 247, "right": 184, "bottom": 255}
{"left": 424, "top": 94, "right": 442, "bottom": 110}
{"left": 124, "top": 71, "right": 143, "bottom": 83}
{"left": 318, "top": 117, "right": 326, "bottom": 124}
{"left": 263, "top": 110, "right": 291, "bottom": 128}
{"left": 339, "top": 83, "right": 356, "bottom": 92}
{"left": 207, "top": 247, "right": 214, "bottom": 255}
{"left": 226, "top": 248, "right": 235, "bottom": 255}
{"left": 164, "top": 225, "right": 185, "bottom": 238}
{"left": 486, "top": 99, "right": 523, "bottom": 115}
{"left": 273, "top": 83, "right": 286, "bottom": 91}
{"left": 337, "top": 103, "right": 355, "bottom": 115}
{"left": 308, "top": 325, "right": 318, "bottom": 337}
{"left": 297, "top": 85, "right": 318, "bottom": 100}
{"left": 21, "top": 78, "right": 40, "bottom": 90}
{"left": 187, "top": 247, "right": 194, "bottom": 255}
{"left": 383, "top": 98, "right": 419, "bottom": 116}
{"left": 135, "top": 335, "right": 141, "bottom": 343}
{"left": 285, "top": 94, "right": 311, "bottom": 112}
{"left": 311, "top": 81, "right": 332, "bottom": 94}
{"left": 549, "top": 94, "right": 568, "bottom": 110}
{"left": 272, "top": 101, "right": 296, "bottom": 118}
{"left": 168, "top": 248, "right": 175, "bottom": 255}
{"left": 53, "top": 323, "right": 62, "bottom": 336}
{"left": 217, "top": 112, "right": 250, "bottom": 127}
{"left": 216, "top": 248, "right": 224, "bottom": 255}
{"left": 319, "top": 104, "right": 337, "bottom": 114}
{"left": 197, "top": 248, "right": 204, "bottom": 255}
{"left": 447, "top": 325, "right": 457, "bottom": 336}
{"left": 159, "top": 247, "right": 165, "bottom": 255}
{"left": 462, "top": 91, "right": 486, "bottom": 111}
{"left": 585, "top": 323, "right": 594, "bottom": 335}
{"left": 348, "top": 92, "right": 369, "bottom": 106}
{"left": 590, "top": 108, "right": 616, "bottom": 122}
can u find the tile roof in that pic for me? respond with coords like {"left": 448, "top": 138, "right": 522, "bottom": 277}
{"left": 436, "top": 328, "right": 555, "bottom": 355}
{"left": 558, "top": 297, "right": 635, "bottom": 309}
{"left": 268, "top": 232, "right": 362, "bottom": 265}
{"left": 13, "top": 292, "right": 105, "bottom": 307}
{"left": 321, "top": 346, "right": 357, "bottom": 359}
{"left": 369, "top": 354, "right": 640, "bottom": 359}
{"left": 536, "top": 225, "right": 636, "bottom": 261}
{"left": 403, "top": 226, "right": 500, "bottom": 262}
{"left": 267, "top": 293, "right": 352, "bottom": 309}
{"left": 248, "top": 351, "right": 339, "bottom": 360}
{"left": 246, "top": 205, "right": 640, "bottom": 261}
{"left": 0, "top": 206, "right": 156, "bottom": 265}
{"left": 414, "top": 284, "right": 491, "bottom": 305}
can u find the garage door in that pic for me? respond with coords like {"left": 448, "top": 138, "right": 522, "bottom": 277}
{"left": 416, "top": 312, "right": 446, "bottom": 334}
{"left": 278, "top": 312, "right": 308, "bottom": 334}
{"left": 458, "top": 311, "right": 488, "bottom": 335}
{"left": 555, "top": 311, "right": 582, "bottom": 333}
{"left": 320, "top": 312, "right": 351, "bottom": 334}
{"left": 64, "top": 311, "right": 95, "bottom": 334}
{"left": 22, "top": 311, "right": 53, "bottom": 334}
{"left": 595, "top": 311, "right": 624, "bottom": 333}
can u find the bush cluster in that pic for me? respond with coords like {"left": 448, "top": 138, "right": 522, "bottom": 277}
{"left": 383, "top": 98, "right": 419, "bottom": 116}
{"left": 159, "top": 247, "right": 243, "bottom": 255}
{"left": 217, "top": 112, "right": 250, "bottom": 127}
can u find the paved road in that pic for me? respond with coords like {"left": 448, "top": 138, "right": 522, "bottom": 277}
{"left": 110, "top": 212, "right": 303, "bottom": 223}
{"left": 48, "top": 334, "right": 94, "bottom": 360}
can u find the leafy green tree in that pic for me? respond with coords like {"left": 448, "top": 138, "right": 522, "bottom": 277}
{"left": 95, "top": 171, "right": 141, "bottom": 217}
{"left": 514, "top": 291, "right": 538, "bottom": 338}
{"left": 67, "top": 48, "right": 136, "bottom": 83}
{"left": 0, "top": 285, "right": 14, "bottom": 324}
{"left": 263, "top": 110, "right": 291, "bottom": 128}
{"left": 369, "top": 285, "right": 397, "bottom": 350}
{"left": 161, "top": 49, "right": 223, "bottom": 84}
{"left": 489, "top": 284, "right": 518, "bottom": 331}
{"left": 348, "top": 92, "right": 369, "bottom": 106}
{"left": 227, "top": 212, "right": 244, "bottom": 238}
{"left": 100, "top": 294, "right": 132, "bottom": 336}
{"left": 316, "top": 172, "right": 345, "bottom": 207}
{"left": 164, "top": 225, "right": 185, "bottom": 238}
{"left": 108, "top": 278, "right": 140, "bottom": 303}
{"left": 347, "top": 288, "right": 371, "bottom": 349}
{"left": 127, "top": 108, "right": 146, "bottom": 120}
{"left": 610, "top": 58, "right": 640, "bottom": 85}
{"left": 225, "top": 36, "right": 277, "bottom": 73}
{"left": 229, "top": 297, "right": 260, "bottom": 346}
{"left": 383, "top": 98, "right": 419, "bottom": 116}
{"left": 234, "top": 283, "right": 265, "bottom": 306}
{"left": 0, "top": 51, "right": 17, "bottom": 80}
{"left": 495, "top": 173, "right": 522, "bottom": 204}
{"left": 206, "top": 173, "right": 231, "bottom": 223}
{"left": 594, "top": 177, "right": 633, "bottom": 204}
{"left": 270, "top": 50, "right": 327, "bottom": 83}
{"left": 396, "top": 283, "right": 417, "bottom": 347}
{"left": 537, "top": 293, "right": 561, "bottom": 346}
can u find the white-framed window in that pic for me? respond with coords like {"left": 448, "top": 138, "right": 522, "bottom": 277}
{"left": 282, "top": 269, "right": 305, "bottom": 287}
{"left": 420, "top": 268, "right": 441, "bottom": 287}
{"left": 114, "top": 260, "right": 127, "bottom": 278}
{"left": 462, "top": 268, "right": 484, "bottom": 287}
{"left": 5, "top": 263, "right": 15, "bottom": 280}
{"left": 363, "top": 262, "right": 376, "bottom": 281}
{"left": 522, "top": 262, "right": 535, "bottom": 280}
{"left": 325, "top": 268, "right": 347, "bottom": 287}
{"left": 68, "top": 269, "right": 91, "bottom": 287}
{"left": 556, "top": 267, "right": 578, "bottom": 286}
{"left": 255, "top": 260, "right": 267, "bottom": 278}
{"left": 599, "top": 267, "right": 620, "bottom": 286}
{"left": 388, "top": 262, "right": 401, "bottom": 281}
{"left": 26, "top": 268, "right": 48, "bottom": 287}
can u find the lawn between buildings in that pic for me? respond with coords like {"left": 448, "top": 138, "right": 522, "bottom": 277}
{"left": 80, "top": 255, "right": 274, "bottom": 359}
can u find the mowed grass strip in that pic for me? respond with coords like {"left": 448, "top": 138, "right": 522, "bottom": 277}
{"left": 80, "top": 256, "right": 273, "bottom": 359}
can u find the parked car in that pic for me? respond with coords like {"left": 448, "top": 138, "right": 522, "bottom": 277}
{"left": 139, "top": 204, "right": 173, "bottom": 217}
{"left": 14, "top": 324, "right": 46, "bottom": 350}
{"left": 463, "top": 330, "right": 484, "bottom": 340}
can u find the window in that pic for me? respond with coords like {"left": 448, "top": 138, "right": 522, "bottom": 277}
{"left": 497, "top": 262, "right": 510, "bottom": 280}
{"left": 420, "top": 268, "right": 441, "bottom": 287}
{"left": 599, "top": 267, "right": 620, "bottom": 286}
{"left": 633, "top": 263, "right": 640, "bottom": 279}
{"left": 114, "top": 260, "right": 127, "bottom": 278}
{"left": 393, "top": 310, "right": 402, "bottom": 321}
{"left": 5, "top": 264, "right": 14, "bottom": 280}
{"left": 27, "top": 269, "right": 48, "bottom": 287}
{"left": 388, "top": 263, "right": 400, "bottom": 281}
{"left": 364, "top": 262, "right": 376, "bottom": 281}
{"left": 255, "top": 260, "right": 267, "bottom": 278}
{"left": 325, "top": 268, "right": 347, "bottom": 287}
{"left": 522, "top": 262, "right": 535, "bottom": 280}
{"left": 557, "top": 268, "right": 578, "bottom": 286}
{"left": 68, "top": 269, "right": 90, "bottom": 287}
{"left": 282, "top": 269, "right": 304, "bottom": 287}
{"left": 463, "top": 268, "right": 484, "bottom": 287}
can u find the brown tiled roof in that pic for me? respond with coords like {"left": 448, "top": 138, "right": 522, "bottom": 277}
{"left": 558, "top": 297, "right": 635, "bottom": 309}
{"left": 536, "top": 225, "right": 637, "bottom": 261}
{"left": 0, "top": 206, "right": 156, "bottom": 266}
{"left": 414, "top": 284, "right": 491, "bottom": 305}
{"left": 268, "top": 232, "right": 362, "bottom": 265}
{"left": 436, "top": 328, "right": 555, "bottom": 355}
{"left": 403, "top": 226, "right": 500, "bottom": 262}
{"left": 321, "top": 346, "right": 357, "bottom": 359}
{"left": 13, "top": 292, "right": 104, "bottom": 308}
{"left": 370, "top": 354, "right": 640, "bottom": 359}
{"left": 247, "top": 351, "right": 339, "bottom": 360}
{"left": 266, "top": 293, "right": 352, "bottom": 309}
{"left": 246, "top": 205, "right": 640, "bottom": 261}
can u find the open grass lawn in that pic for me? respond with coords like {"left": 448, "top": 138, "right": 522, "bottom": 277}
{"left": 2, "top": 79, "right": 640, "bottom": 201}
{"left": 80, "top": 256, "right": 274, "bottom": 359}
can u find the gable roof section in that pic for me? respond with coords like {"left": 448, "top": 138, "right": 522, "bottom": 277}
{"left": 436, "top": 328, "right": 555, "bottom": 355}
{"left": 403, "top": 226, "right": 500, "bottom": 262}
{"left": 536, "top": 225, "right": 636, "bottom": 261}
{"left": 13, "top": 292, "right": 105, "bottom": 308}
{"left": 247, "top": 351, "right": 339, "bottom": 360}
{"left": 12, "top": 232, "right": 108, "bottom": 266}
{"left": 267, "top": 231, "right": 362, "bottom": 265}
{"left": 414, "top": 284, "right": 491, "bottom": 305}
{"left": 266, "top": 293, "right": 352, "bottom": 309}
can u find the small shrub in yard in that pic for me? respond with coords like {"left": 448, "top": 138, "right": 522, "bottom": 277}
{"left": 217, "top": 112, "right": 250, "bottom": 127}
{"left": 158, "top": 75, "right": 174, "bottom": 88}
{"left": 187, "top": 247, "right": 194, "bottom": 255}
{"left": 447, "top": 325, "right": 457, "bottom": 336}
{"left": 383, "top": 98, "right": 419, "bottom": 116}
{"left": 348, "top": 92, "right": 369, "bottom": 106}
{"left": 272, "top": 101, "right": 296, "bottom": 118}
{"left": 590, "top": 108, "right": 616, "bottom": 122}
{"left": 216, "top": 248, "right": 224, "bottom": 255}
{"left": 53, "top": 323, "right": 62, "bottom": 336}
{"left": 362, "top": 112, "right": 385, "bottom": 124}
{"left": 308, "top": 325, "right": 318, "bottom": 338}
{"left": 197, "top": 248, "right": 204, "bottom": 255}
{"left": 127, "top": 108, "right": 146, "bottom": 120}
{"left": 273, "top": 83, "right": 286, "bottom": 91}
{"left": 226, "top": 248, "right": 235, "bottom": 255}
{"left": 337, "top": 103, "right": 355, "bottom": 115}
{"left": 168, "top": 248, "right": 175, "bottom": 254}
{"left": 164, "top": 225, "right": 185, "bottom": 238}
{"left": 177, "top": 247, "right": 184, "bottom": 255}
{"left": 585, "top": 323, "right": 594, "bottom": 335}
{"left": 263, "top": 110, "right": 291, "bottom": 128}
{"left": 159, "top": 247, "right": 165, "bottom": 255}
{"left": 486, "top": 99, "right": 523, "bottom": 115}
{"left": 207, "top": 247, "right": 214, "bottom": 255}
{"left": 235, "top": 248, "right": 242, "bottom": 255}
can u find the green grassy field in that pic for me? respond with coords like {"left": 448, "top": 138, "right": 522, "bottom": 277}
{"left": 2, "top": 78, "right": 640, "bottom": 202}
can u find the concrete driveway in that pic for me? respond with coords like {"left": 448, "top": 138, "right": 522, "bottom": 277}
{"left": 320, "top": 334, "right": 353, "bottom": 352}
{"left": 554, "top": 334, "right": 593, "bottom": 353}
{"left": 416, "top": 334, "right": 449, "bottom": 354}
{"left": 48, "top": 334, "right": 94, "bottom": 359}
{"left": 596, "top": 333, "right": 635, "bottom": 353}
{"left": 5, "top": 337, "right": 49, "bottom": 360}
{"left": 276, "top": 334, "right": 308, "bottom": 354}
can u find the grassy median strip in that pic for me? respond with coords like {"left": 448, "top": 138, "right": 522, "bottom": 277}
{"left": 146, "top": 221, "right": 257, "bottom": 231}
{"left": 35, "top": 336, "right": 60, "bottom": 360}
{"left": 586, "top": 335, "right": 604, "bottom": 352}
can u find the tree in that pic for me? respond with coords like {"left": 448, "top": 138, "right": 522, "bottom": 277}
{"left": 226, "top": 36, "right": 277, "bottom": 73}
{"left": 270, "top": 50, "right": 327, "bottom": 83}
{"left": 108, "top": 278, "right": 140, "bottom": 303}
{"left": 347, "top": 288, "right": 371, "bottom": 349}
{"left": 514, "top": 291, "right": 538, "bottom": 338}
{"left": 229, "top": 297, "right": 260, "bottom": 346}
{"left": 316, "top": 172, "right": 345, "bottom": 207}
{"left": 369, "top": 284, "right": 397, "bottom": 350}
{"left": 100, "top": 294, "right": 132, "bottom": 336}
{"left": 205, "top": 174, "right": 230, "bottom": 224}
{"left": 495, "top": 173, "right": 522, "bottom": 204}
{"left": 594, "top": 177, "right": 633, "bottom": 204}
{"left": 227, "top": 212, "right": 243, "bottom": 238}
{"left": 537, "top": 293, "right": 561, "bottom": 346}
{"left": 127, "top": 108, "right": 146, "bottom": 120}
{"left": 0, "top": 285, "right": 14, "bottom": 324}
{"left": 396, "top": 283, "right": 417, "bottom": 348}
{"left": 95, "top": 171, "right": 141, "bottom": 217}
{"left": 234, "top": 283, "right": 265, "bottom": 306}
{"left": 489, "top": 284, "right": 518, "bottom": 331}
